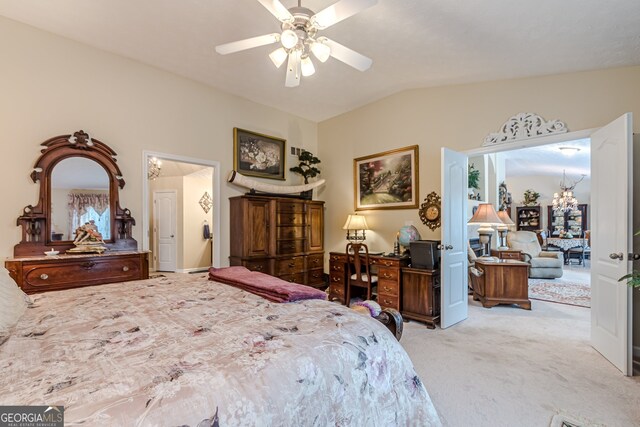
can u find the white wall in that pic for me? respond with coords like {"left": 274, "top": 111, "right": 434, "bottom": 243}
{"left": 0, "top": 17, "right": 317, "bottom": 263}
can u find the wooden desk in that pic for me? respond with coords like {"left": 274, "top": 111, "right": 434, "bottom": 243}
{"left": 401, "top": 267, "right": 440, "bottom": 329}
{"left": 473, "top": 258, "right": 530, "bottom": 310}
{"left": 328, "top": 252, "right": 408, "bottom": 311}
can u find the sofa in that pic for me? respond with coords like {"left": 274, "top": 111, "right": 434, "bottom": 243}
{"left": 507, "top": 231, "right": 564, "bottom": 279}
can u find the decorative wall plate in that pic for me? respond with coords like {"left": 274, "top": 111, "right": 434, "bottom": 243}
{"left": 419, "top": 191, "right": 441, "bottom": 231}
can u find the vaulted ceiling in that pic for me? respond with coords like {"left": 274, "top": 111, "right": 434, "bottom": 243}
{"left": 1, "top": 0, "right": 639, "bottom": 121}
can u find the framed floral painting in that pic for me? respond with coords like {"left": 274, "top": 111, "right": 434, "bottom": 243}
{"left": 234, "top": 128, "right": 286, "bottom": 180}
{"left": 354, "top": 145, "right": 419, "bottom": 211}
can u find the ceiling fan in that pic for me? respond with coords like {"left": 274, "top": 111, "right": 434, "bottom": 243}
{"left": 215, "top": 0, "right": 378, "bottom": 87}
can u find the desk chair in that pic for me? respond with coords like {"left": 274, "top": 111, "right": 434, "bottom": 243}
{"left": 345, "top": 243, "right": 378, "bottom": 306}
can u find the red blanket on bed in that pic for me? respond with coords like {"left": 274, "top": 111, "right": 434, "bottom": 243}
{"left": 208, "top": 266, "right": 327, "bottom": 303}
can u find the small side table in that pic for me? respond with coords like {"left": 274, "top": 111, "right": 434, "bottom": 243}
{"left": 473, "top": 259, "right": 531, "bottom": 310}
{"left": 401, "top": 267, "right": 440, "bottom": 328}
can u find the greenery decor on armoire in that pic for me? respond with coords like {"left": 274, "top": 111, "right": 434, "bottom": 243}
{"left": 522, "top": 189, "right": 541, "bottom": 206}
{"left": 290, "top": 150, "right": 321, "bottom": 184}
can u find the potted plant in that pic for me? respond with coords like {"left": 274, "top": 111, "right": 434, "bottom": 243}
{"left": 290, "top": 150, "right": 321, "bottom": 199}
{"left": 619, "top": 230, "right": 640, "bottom": 288}
{"left": 468, "top": 163, "right": 480, "bottom": 198}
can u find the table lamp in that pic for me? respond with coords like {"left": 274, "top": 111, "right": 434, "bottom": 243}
{"left": 468, "top": 203, "right": 503, "bottom": 256}
{"left": 496, "top": 210, "right": 515, "bottom": 250}
{"left": 343, "top": 214, "right": 369, "bottom": 244}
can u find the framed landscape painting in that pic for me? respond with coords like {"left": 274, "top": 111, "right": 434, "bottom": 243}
{"left": 354, "top": 145, "right": 419, "bottom": 211}
{"left": 234, "top": 128, "right": 286, "bottom": 180}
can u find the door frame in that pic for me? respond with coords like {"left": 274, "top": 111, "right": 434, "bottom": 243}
{"left": 153, "top": 189, "right": 178, "bottom": 272}
{"left": 142, "top": 151, "right": 221, "bottom": 268}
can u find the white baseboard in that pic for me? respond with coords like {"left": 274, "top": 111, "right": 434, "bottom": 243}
{"left": 175, "top": 267, "right": 210, "bottom": 274}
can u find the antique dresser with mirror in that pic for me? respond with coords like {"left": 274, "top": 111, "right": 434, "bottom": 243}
{"left": 5, "top": 130, "right": 149, "bottom": 293}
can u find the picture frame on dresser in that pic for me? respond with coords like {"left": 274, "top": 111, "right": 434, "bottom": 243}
{"left": 233, "top": 127, "right": 286, "bottom": 180}
{"left": 353, "top": 145, "right": 419, "bottom": 211}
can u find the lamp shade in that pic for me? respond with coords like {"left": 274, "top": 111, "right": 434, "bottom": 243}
{"left": 343, "top": 214, "right": 369, "bottom": 230}
{"left": 496, "top": 210, "right": 514, "bottom": 225}
{"left": 468, "top": 203, "right": 503, "bottom": 225}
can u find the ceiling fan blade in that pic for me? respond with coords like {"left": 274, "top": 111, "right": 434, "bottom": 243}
{"left": 256, "top": 0, "right": 294, "bottom": 23}
{"left": 285, "top": 50, "right": 301, "bottom": 87}
{"left": 322, "top": 38, "right": 372, "bottom": 71}
{"left": 215, "top": 33, "right": 280, "bottom": 55}
{"left": 311, "top": 0, "right": 377, "bottom": 29}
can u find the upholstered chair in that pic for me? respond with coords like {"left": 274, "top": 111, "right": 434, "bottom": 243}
{"left": 507, "top": 231, "right": 564, "bottom": 279}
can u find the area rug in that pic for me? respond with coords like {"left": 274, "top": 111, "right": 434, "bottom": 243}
{"left": 528, "top": 278, "right": 591, "bottom": 308}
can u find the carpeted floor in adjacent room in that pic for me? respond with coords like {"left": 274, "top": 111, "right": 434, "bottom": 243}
{"left": 401, "top": 297, "right": 640, "bottom": 427}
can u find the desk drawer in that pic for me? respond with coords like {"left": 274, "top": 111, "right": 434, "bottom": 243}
{"left": 329, "top": 284, "right": 345, "bottom": 302}
{"left": 378, "top": 281, "right": 399, "bottom": 297}
{"left": 377, "top": 267, "right": 399, "bottom": 282}
{"left": 371, "top": 258, "right": 401, "bottom": 268}
{"left": 329, "top": 272, "right": 345, "bottom": 285}
{"left": 276, "top": 256, "right": 305, "bottom": 275}
{"left": 378, "top": 293, "right": 400, "bottom": 310}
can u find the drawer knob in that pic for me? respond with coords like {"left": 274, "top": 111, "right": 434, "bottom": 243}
{"left": 40, "top": 274, "right": 49, "bottom": 280}
{"left": 254, "top": 265, "right": 263, "bottom": 271}
{"left": 122, "top": 266, "right": 130, "bottom": 272}
{"left": 81, "top": 261, "right": 96, "bottom": 270}
{"left": 332, "top": 277, "right": 341, "bottom": 282}
{"left": 383, "top": 286, "right": 392, "bottom": 292}
{"left": 383, "top": 299, "right": 392, "bottom": 305}
{"left": 288, "top": 262, "right": 296, "bottom": 268}
{"left": 383, "top": 273, "right": 392, "bottom": 279}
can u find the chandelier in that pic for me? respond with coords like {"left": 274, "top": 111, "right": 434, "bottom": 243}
{"left": 552, "top": 170, "right": 584, "bottom": 213}
{"left": 148, "top": 157, "right": 162, "bottom": 180}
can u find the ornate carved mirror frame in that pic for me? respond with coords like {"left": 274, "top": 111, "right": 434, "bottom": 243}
{"left": 14, "top": 130, "right": 137, "bottom": 256}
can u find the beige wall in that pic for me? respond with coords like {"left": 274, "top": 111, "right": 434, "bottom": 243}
{"left": 182, "top": 174, "right": 213, "bottom": 271}
{"left": 0, "top": 17, "right": 317, "bottom": 262}
{"left": 318, "top": 66, "right": 640, "bottom": 260}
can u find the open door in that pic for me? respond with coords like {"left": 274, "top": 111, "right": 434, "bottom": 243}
{"left": 440, "top": 148, "right": 469, "bottom": 328}
{"left": 590, "top": 113, "right": 633, "bottom": 375}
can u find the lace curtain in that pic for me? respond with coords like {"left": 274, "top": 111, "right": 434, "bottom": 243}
{"left": 68, "top": 193, "right": 111, "bottom": 239}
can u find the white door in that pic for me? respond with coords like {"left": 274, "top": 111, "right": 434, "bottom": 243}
{"left": 440, "top": 148, "right": 469, "bottom": 328}
{"left": 155, "top": 191, "right": 177, "bottom": 272}
{"left": 590, "top": 113, "right": 633, "bottom": 375}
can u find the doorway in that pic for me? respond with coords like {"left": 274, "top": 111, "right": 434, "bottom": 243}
{"left": 142, "top": 151, "right": 221, "bottom": 272}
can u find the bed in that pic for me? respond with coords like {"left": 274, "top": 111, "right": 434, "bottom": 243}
{"left": 0, "top": 273, "right": 441, "bottom": 426}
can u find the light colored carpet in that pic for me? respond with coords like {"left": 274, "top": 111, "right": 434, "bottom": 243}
{"left": 528, "top": 278, "right": 591, "bottom": 308}
{"left": 401, "top": 297, "right": 640, "bottom": 427}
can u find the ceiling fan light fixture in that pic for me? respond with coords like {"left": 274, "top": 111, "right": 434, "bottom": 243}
{"left": 301, "top": 55, "right": 315, "bottom": 77}
{"left": 310, "top": 40, "right": 330, "bottom": 62}
{"left": 269, "top": 47, "right": 288, "bottom": 68}
{"left": 280, "top": 29, "right": 299, "bottom": 49}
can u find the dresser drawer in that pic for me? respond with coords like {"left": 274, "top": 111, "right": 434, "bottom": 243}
{"left": 23, "top": 257, "right": 141, "bottom": 290}
{"left": 306, "top": 268, "right": 325, "bottom": 286}
{"left": 277, "top": 239, "right": 306, "bottom": 255}
{"left": 277, "top": 272, "right": 305, "bottom": 284}
{"left": 242, "top": 259, "right": 271, "bottom": 274}
{"left": 378, "top": 294, "right": 400, "bottom": 310}
{"left": 276, "top": 256, "right": 305, "bottom": 275}
{"left": 277, "top": 201, "right": 305, "bottom": 213}
{"left": 307, "top": 253, "right": 324, "bottom": 270}
{"left": 277, "top": 212, "right": 305, "bottom": 226}
{"left": 329, "top": 253, "right": 347, "bottom": 264}
{"left": 277, "top": 226, "right": 306, "bottom": 240}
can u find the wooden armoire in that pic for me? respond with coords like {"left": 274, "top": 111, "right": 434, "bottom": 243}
{"left": 229, "top": 195, "right": 325, "bottom": 288}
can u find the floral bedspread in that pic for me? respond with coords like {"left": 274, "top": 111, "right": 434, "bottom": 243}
{"left": 0, "top": 274, "right": 441, "bottom": 426}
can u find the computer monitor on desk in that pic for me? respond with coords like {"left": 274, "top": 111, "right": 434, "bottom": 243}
{"left": 409, "top": 240, "right": 440, "bottom": 270}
